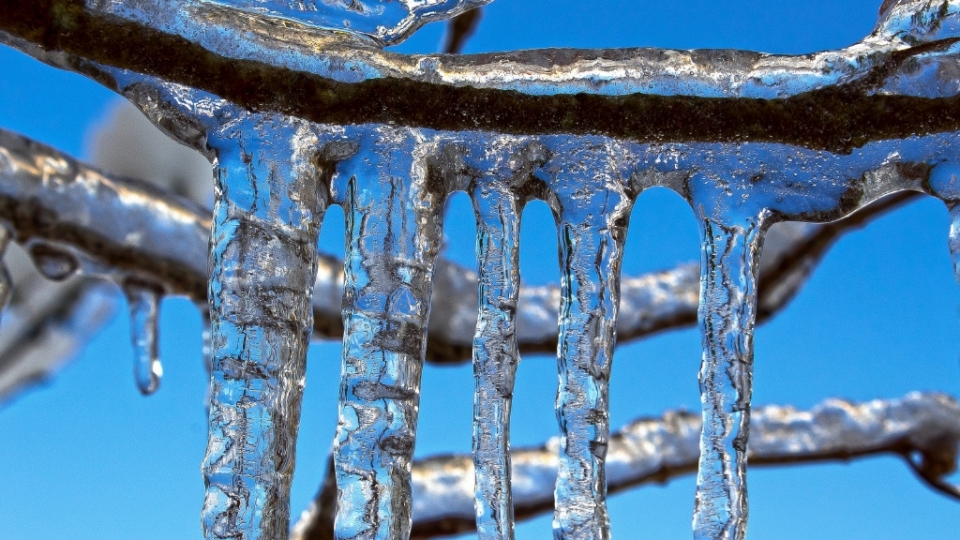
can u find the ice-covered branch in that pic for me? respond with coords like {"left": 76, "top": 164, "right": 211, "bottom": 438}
{"left": 0, "top": 127, "right": 919, "bottom": 375}
{"left": 0, "top": 128, "right": 210, "bottom": 298}
{"left": 3, "top": 1, "right": 960, "bottom": 151}
{"left": 292, "top": 392, "right": 960, "bottom": 539}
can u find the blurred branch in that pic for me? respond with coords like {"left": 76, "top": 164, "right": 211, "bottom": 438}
{"left": 0, "top": 127, "right": 924, "bottom": 398}
{"left": 0, "top": 253, "right": 116, "bottom": 404}
{"left": 292, "top": 392, "right": 960, "bottom": 539}
{"left": 443, "top": 8, "right": 482, "bottom": 54}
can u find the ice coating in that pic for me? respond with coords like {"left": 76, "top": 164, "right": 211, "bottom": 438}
{"left": 463, "top": 140, "right": 526, "bottom": 540}
{"left": 545, "top": 141, "right": 633, "bottom": 539}
{"left": 202, "top": 114, "right": 327, "bottom": 539}
{"left": 329, "top": 126, "right": 443, "bottom": 539}
{"left": 201, "top": 0, "right": 490, "bottom": 45}
{"left": 124, "top": 279, "right": 164, "bottom": 395}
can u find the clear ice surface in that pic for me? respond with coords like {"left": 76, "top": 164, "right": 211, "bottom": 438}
{"left": 202, "top": 114, "right": 326, "bottom": 539}
{"left": 330, "top": 126, "right": 442, "bottom": 540}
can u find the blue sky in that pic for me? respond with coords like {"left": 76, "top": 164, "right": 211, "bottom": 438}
{"left": 1, "top": 0, "right": 960, "bottom": 538}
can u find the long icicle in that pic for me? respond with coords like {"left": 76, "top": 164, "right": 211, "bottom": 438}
{"left": 692, "top": 210, "right": 767, "bottom": 540}
{"left": 331, "top": 127, "right": 443, "bottom": 540}
{"left": 202, "top": 116, "right": 326, "bottom": 540}
{"left": 549, "top": 143, "right": 632, "bottom": 540}
{"left": 471, "top": 173, "right": 522, "bottom": 539}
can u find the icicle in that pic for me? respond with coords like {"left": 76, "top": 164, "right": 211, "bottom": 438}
{"left": 123, "top": 279, "right": 163, "bottom": 395}
{"left": 546, "top": 141, "right": 633, "bottom": 540}
{"left": 927, "top": 163, "right": 960, "bottom": 283}
{"left": 946, "top": 203, "right": 960, "bottom": 283}
{"left": 470, "top": 175, "right": 522, "bottom": 539}
{"left": 331, "top": 127, "right": 443, "bottom": 540}
{"left": 201, "top": 116, "right": 327, "bottom": 540}
{"left": 691, "top": 210, "right": 767, "bottom": 540}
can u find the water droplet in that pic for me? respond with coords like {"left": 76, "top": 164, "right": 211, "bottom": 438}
{"left": 29, "top": 244, "right": 79, "bottom": 281}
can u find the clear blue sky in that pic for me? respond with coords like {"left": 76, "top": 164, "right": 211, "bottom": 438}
{"left": 1, "top": 0, "right": 959, "bottom": 538}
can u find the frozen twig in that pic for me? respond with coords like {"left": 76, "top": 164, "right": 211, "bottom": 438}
{"left": 292, "top": 392, "right": 960, "bottom": 539}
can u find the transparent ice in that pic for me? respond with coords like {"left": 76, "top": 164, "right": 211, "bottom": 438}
{"left": 124, "top": 279, "right": 164, "bottom": 395}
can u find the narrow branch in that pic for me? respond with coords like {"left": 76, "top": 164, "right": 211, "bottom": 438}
{"left": 292, "top": 392, "right": 960, "bottom": 539}
{"left": 0, "top": 128, "right": 921, "bottom": 368}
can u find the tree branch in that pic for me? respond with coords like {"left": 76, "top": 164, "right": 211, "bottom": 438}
{"left": 442, "top": 8, "right": 482, "bottom": 54}
{"left": 0, "top": 126, "right": 923, "bottom": 385}
{"left": 291, "top": 392, "right": 960, "bottom": 539}
{"left": 3, "top": 2, "right": 960, "bottom": 152}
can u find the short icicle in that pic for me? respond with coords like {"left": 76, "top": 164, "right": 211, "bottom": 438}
{"left": 546, "top": 141, "right": 633, "bottom": 540}
{"left": 470, "top": 167, "right": 523, "bottom": 539}
{"left": 123, "top": 279, "right": 163, "bottom": 395}
{"left": 691, "top": 208, "right": 768, "bottom": 540}
{"left": 202, "top": 115, "right": 327, "bottom": 540}
{"left": 926, "top": 163, "right": 960, "bottom": 283}
{"left": 331, "top": 127, "right": 443, "bottom": 540}
{"left": 946, "top": 203, "right": 960, "bottom": 283}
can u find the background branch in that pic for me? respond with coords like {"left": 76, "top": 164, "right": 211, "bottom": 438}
{"left": 442, "top": 8, "right": 483, "bottom": 54}
{"left": 293, "top": 392, "right": 960, "bottom": 539}
{"left": 0, "top": 128, "right": 927, "bottom": 401}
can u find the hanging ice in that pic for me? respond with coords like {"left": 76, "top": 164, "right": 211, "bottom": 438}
{"left": 927, "top": 163, "right": 960, "bottom": 283}
{"left": 330, "top": 126, "right": 443, "bottom": 539}
{"left": 123, "top": 280, "right": 164, "bottom": 395}
{"left": 202, "top": 114, "right": 327, "bottom": 539}
{"left": 543, "top": 139, "right": 633, "bottom": 539}
{"left": 464, "top": 139, "right": 527, "bottom": 540}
